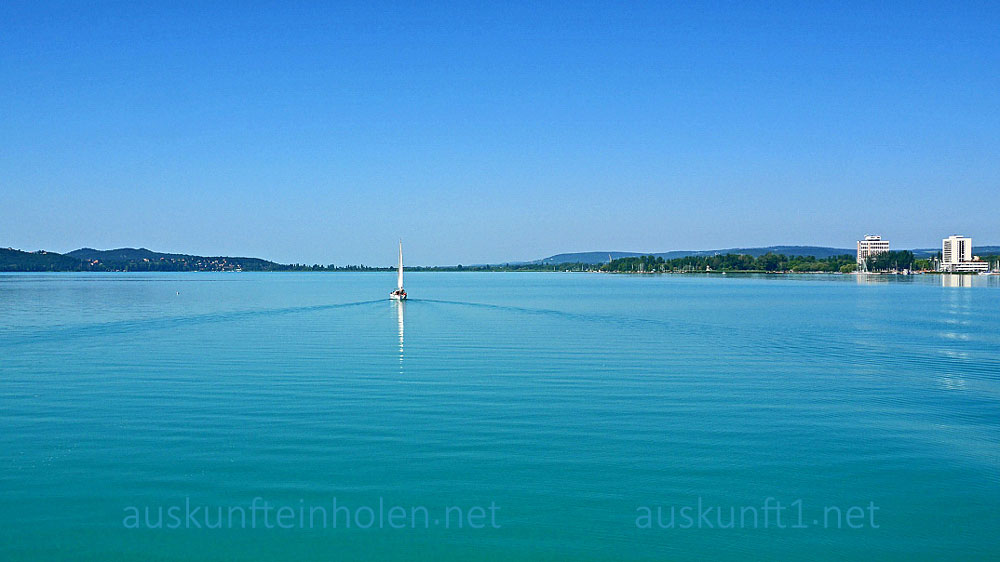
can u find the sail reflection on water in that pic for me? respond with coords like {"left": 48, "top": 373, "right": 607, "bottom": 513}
{"left": 395, "top": 300, "right": 404, "bottom": 365}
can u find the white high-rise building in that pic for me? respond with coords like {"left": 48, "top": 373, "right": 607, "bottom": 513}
{"left": 941, "top": 235, "right": 988, "bottom": 272}
{"left": 942, "top": 235, "right": 972, "bottom": 265}
{"left": 857, "top": 235, "right": 889, "bottom": 267}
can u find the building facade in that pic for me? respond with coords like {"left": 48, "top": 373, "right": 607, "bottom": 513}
{"left": 857, "top": 235, "right": 890, "bottom": 268}
{"left": 941, "top": 235, "right": 989, "bottom": 272}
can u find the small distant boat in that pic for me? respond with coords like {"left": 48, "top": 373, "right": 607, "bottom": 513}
{"left": 390, "top": 240, "right": 407, "bottom": 300}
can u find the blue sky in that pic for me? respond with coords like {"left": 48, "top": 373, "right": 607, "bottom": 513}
{"left": 2, "top": 1, "right": 998, "bottom": 265}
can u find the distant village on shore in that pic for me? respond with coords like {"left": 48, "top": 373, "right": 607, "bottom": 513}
{"left": 856, "top": 234, "right": 996, "bottom": 274}
{"left": 549, "top": 233, "right": 999, "bottom": 275}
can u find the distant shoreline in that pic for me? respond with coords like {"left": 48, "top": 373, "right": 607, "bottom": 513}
{"left": 1, "top": 269, "right": 986, "bottom": 276}
{"left": 4, "top": 245, "right": 998, "bottom": 274}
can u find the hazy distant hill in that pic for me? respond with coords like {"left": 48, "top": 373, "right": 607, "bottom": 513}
{"left": 910, "top": 246, "right": 1000, "bottom": 258}
{"left": 535, "top": 246, "right": 855, "bottom": 264}
{"left": 0, "top": 248, "right": 88, "bottom": 271}
{"left": 65, "top": 247, "right": 284, "bottom": 270}
{"left": 2, "top": 247, "right": 293, "bottom": 272}
{"left": 536, "top": 252, "right": 645, "bottom": 264}
{"left": 67, "top": 247, "right": 287, "bottom": 271}
{"left": 535, "top": 245, "right": 1000, "bottom": 265}
{"left": 659, "top": 246, "right": 856, "bottom": 259}
{"left": 66, "top": 247, "right": 192, "bottom": 262}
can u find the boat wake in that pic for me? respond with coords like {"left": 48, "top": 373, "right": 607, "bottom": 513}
{"left": 0, "top": 299, "right": 386, "bottom": 347}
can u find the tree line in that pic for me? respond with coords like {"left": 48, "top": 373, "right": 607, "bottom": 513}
{"left": 601, "top": 253, "right": 858, "bottom": 273}
{"left": 862, "top": 251, "right": 915, "bottom": 272}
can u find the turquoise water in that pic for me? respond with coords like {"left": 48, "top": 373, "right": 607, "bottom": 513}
{"left": 2, "top": 272, "right": 998, "bottom": 560}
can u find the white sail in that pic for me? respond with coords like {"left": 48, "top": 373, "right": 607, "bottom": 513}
{"left": 397, "top": 240, "right": 404, "bottom": 290}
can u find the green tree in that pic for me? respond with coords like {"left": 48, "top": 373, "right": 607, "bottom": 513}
{"left": 865, "top": 250, "right": 915, "bottom": 272}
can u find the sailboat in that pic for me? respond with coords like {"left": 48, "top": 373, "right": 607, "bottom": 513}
{"left": 390, "top": 240, "right": 407, "bottom": 300}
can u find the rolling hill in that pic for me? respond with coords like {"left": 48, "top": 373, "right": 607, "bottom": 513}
{"left": 535, "top": 246, "right": 856, "bottom": 264}
{"left": 2, "top": 247, "right": 291, "bottom": 272}
{"left": 65, "top": 247, "right": 284, "bottom": 270}
{"left": 0, "top": 248, "right": 90, "bottom": 271}
{"left": 534, "top": 245, "right": 1000, "bottom": 265}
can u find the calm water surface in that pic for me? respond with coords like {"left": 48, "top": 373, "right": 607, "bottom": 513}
{"left": 1, "top": 272, "right": 998, "bottom": 560}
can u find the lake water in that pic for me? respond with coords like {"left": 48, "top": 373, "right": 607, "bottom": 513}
{"left": 1, "top": 272, "right": 998, "bottom": 560}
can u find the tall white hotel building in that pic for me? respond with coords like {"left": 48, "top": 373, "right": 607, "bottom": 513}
{"left": 941, "top": 235, "right": 988, "bottom": 272}
{"left": 857, "top": 235, "right": 889, "bottom": 267}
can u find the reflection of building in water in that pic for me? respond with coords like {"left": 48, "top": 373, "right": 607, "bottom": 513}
{"left": 941, "top": 274, "right": 974, "bottom": 288}
{"left": 855, "top": 272, "right": 890, "bottom": 284}
{"left": 940, "top": 235, "right": 989, "bottom": 273}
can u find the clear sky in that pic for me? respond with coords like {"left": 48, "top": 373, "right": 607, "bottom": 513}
{"left": 2, "top": 1, "right": 998, "bottom": 266}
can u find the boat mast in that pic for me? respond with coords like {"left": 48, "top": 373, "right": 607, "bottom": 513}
{"left": 397, "top": 240, "right": 404, "bottom": 290}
